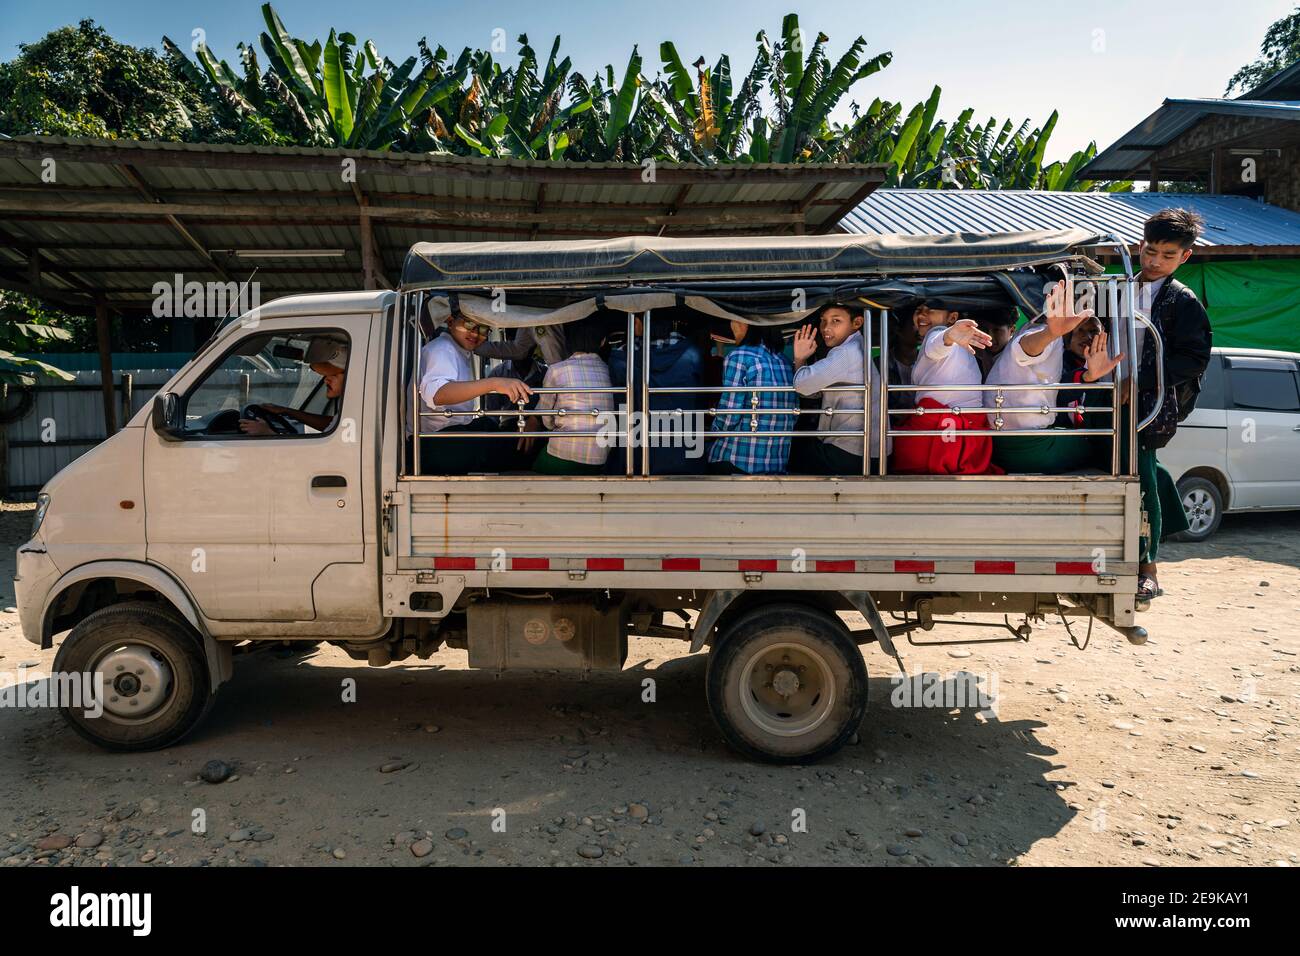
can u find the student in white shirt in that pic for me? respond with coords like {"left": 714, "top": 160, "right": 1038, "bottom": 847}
{"left": 987, "top": 279, "right": 1121, "bottom": 474}
{"left": 412, "top": 314, "right": 532, "bottom": 474}
{"left": 891, "top": 302, "right": 1001, "bottom": 475}
{"left": 791, "top": 303, "right": 888, "bottom": 474}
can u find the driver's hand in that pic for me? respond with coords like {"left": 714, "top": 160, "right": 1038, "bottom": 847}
{"left": 239, "top": 419, "right": 274, "bottom": 436}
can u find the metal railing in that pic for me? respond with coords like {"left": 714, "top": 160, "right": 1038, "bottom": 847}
{"left": 399, "top": 264, "right": 1156, "bottom": 480}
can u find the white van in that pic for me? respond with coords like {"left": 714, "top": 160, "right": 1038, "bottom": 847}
{"left": 15, "top": 230, "right": 1160, "bottom": 763}
{"left": 1161, "top": 348, "right": 1300, "bottom": 541}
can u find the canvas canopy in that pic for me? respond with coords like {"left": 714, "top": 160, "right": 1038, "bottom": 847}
{"left": 407, "top": 230, "right": 1110, "bottom": 329}
{"left": 402, "top": 229, "right": 1108, "bottom": 289}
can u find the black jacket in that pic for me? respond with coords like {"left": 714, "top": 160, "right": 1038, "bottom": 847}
{"left": 1138, "top": 276, "right": 1212, "bottom": 430}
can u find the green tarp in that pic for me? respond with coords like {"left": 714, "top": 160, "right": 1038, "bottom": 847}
{"left": 1108, "top": 259, "right": 1300, "bottom": 353}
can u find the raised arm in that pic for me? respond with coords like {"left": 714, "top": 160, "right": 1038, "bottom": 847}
{"left": 1018, "top": 279, "right": 1094, "bottom": 358}
{"left": 794, "top": 339, "right": 856, "bottom": 396}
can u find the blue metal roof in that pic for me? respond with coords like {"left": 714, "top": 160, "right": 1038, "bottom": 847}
{"left": 838, "top": 189, "right": 1300, "bottom": 251}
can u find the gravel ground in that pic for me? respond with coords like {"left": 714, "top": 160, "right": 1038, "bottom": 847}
{"left": 1, "top": 500, "right": 1297, "bottom": 867}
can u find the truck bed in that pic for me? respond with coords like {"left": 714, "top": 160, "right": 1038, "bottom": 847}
{"left": 391, "top": 476, "right": 1140, "bottom": 619}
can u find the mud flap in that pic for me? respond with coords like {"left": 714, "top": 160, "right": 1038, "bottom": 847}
{"left": 843, "top": 590, "right": 906, "bottom": 675}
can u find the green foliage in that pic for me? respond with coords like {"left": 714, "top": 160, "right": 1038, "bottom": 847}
{"left": 1226, "top": 6, "right": 1300, "bottom": 95}
{"left": 3, "top": 5, "right": 1105, "bottom": 188}
{"left": 0, "top": 293, "right": 77, "bottom": 385}
{"left": 0, "top": 19, "right": 223, "bottom": 142}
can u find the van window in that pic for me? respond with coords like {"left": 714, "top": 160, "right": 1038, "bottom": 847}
{"left": 1228, "top": 362, "right": 1300, "bottom": 412}
{"left": 181, "top": 329, "right": 350, "bottom": 438}
{"left": 1197, "top": 354, "right": 1225, "bottom": 410}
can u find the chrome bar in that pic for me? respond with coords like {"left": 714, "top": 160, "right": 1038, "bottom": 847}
{"left": 410, "top": 292, "right": 421, "bottom": 477}
{"left": 422, "top": 427, "right": 1118, "bottom": 440}
{"left": 1127, "top": 274, "right": 1139, "bottom": 476}
{"left": 649, "top": 384, "right": 870, "bottom": 394}
{"left": 1108, "top": 277, "right": 1120, "bottom": 477}
{"left": 879, "top": 308, "right": 889, "bottom": 475}
{"left": 625, "top": 311, "right": 634, "bottom": 477}
{"left": 862, "top": 309, "right": 872, "bottom": 475}
{"left": 888, "top": 429, "right": 1115, "bottom": 438}
{"left": 1135, "top": 314, "right": 1166, "bottom": 432}
{"left": 641, "top": 310, "right": 651, "bottom": 477}
{"left": 888, "top": 406, "right": 1115, "bottom": 416}
{"left": 887, "top": 382, "right": 1115, "bottom": 393}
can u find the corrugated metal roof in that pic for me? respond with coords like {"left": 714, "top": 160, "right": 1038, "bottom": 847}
{"left": 0, "top": 135, "right": 884, "bottom": 310}
{"left": 1080, "top": 97, "right": 1300, "bottom": 179}
{"left": 839, "top": 189, "right": 1300, "bottom": 251}
{"left": 1245, "top": 60, "right": 1300, "bottom": 101}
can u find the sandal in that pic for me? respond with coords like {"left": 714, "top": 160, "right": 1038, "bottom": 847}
{"left": 1136, "top": 573, "right": 1163, "bottom": 603}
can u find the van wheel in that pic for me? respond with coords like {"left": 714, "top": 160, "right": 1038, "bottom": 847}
{"left": 706, "top": 604, "right": 867, "bottom": 764}
{"left": 1175, "top": 476, "right": 1223, "bottom": 542}
{"left": 52, "top": 602, "right": 213, "bottom": 752}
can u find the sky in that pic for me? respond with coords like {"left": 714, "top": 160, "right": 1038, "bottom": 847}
{"left": 1, "top": 0, "right": 1294, "bottom": 162}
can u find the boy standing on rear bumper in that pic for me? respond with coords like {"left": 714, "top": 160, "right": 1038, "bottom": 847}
{"left": 1121, "top": 208, "right": 1213, "bottom": 604}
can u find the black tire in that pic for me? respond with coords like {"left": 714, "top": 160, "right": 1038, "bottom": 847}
{"left": 1174, "top": 476, "right": 1223, "bottom": 542}
{"left": 706, "top": 603, "right": 867, "bottom": 764}
{"left": 52, "top": 601, "right": 213, "bottom": 752}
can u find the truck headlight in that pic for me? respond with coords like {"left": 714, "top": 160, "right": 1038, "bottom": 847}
{"left": 31, "top": 493, "right": 50, "bottom": 537}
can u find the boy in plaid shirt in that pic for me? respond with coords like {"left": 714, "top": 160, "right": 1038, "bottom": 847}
{"left": 707, "top": 320, "right": 798, "bottom": 475}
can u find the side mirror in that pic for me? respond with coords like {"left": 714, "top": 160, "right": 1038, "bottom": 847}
{"left": 151, "top": 392, "right": 184, "bottom": 441}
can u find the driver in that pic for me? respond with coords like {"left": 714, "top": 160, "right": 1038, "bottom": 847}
{"left": 239, "top": 341, "right": 348, "bottom": 436}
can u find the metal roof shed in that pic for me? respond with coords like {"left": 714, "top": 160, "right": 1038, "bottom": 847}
{"left": 0, "top": 134, "right": 884, "bottom": 432}
{"left": 839, "top": 188, "right": 1300, "bottom": 260}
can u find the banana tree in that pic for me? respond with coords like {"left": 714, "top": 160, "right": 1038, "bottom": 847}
{"left": 765, "top": 15, "right": 892, "bottom": 163}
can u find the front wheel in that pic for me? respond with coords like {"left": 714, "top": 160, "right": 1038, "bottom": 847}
{"left": 52, "top": 602, "right": 213, "bottom": 752}
{"left": 1175, "top": 476, "right": 1223, "bottom": 542}
{"left": 706, "top": 603, "right": 867, "bottom": 764}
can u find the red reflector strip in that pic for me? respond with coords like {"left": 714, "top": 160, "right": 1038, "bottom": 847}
{"left": 662, "top": 558, "right": 700, "bottom": 571}
{"left": 894, "top": 560, "right": 934, "bottom": 573}
{"left": 587, "top": 558, "right": 624, "bottom": 571}
{"left": 433, "top": 557, "right": 475, "bottom": 570}
{"left": 510, "top": 558, "right": 550, "bottom": 571}
{"left": 975, "top": 561, "right": 1015, "bottom": 574}
{"left": 1056, "top": 561, "right": 1096, "bottom": 575}
{"left": 815, "top": 560, "right": 855, "bottom": 573}
{"left": 738, "top": 559, "right": 778, "bottom": 572}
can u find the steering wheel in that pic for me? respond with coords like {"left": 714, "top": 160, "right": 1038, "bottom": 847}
{"left": 241, "top": 404, "right": 298, "bottom": 436}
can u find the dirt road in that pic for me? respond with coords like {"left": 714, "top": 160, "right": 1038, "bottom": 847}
{"left": 2, "top": 501, "right": 1297, "bottom": 867}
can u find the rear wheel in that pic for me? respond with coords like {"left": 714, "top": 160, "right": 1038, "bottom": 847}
{"left": 1175, "top": 476, "right": 1223, "bottom": 542}
{"left": 52, "top": 602, "right": 213, "bottom": 752}
{"left": 706, "top": 603, "right": 867, "bottom": 764}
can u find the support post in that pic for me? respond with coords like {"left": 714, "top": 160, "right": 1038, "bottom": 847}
{"left": 94, "top": 295, "right": 118, "bottom": 436}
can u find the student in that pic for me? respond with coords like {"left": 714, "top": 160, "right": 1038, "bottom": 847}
{"left": 607, "top": 311, "right": 706, "bottom": 475}
{"left": 911, "top": 300, "right": 948, "bottom": 342}
{"left": 1057, "top": 315, "right": 1107, "bottom": 428}
{"left": 890, "top": 303, "right": 1000, "bottom": 475}
{"left": 707, "top": 320, "right": 798, "bottom": 475}
{"left": 1107, "top": 208, "right": 1213, "bottom": 603}
{"left": 972, "top": 307, "right": 1019, "bottom": 380}
{"left": 529, "top": 317, "right": 615, "bottom": 475}
{"left": 416, "top": 314, "right": 532, "bottom": 474}
{"left": 791, "top": 303, "right": 886, "bottom": 475}
{"left": 886, "top": 307, "right": 919, "bottom": 412}
{"left": 239, "top": 340, "right": 348, "bottom": 436}
{"left": 986, "top": 279, "right": 1122, "bottom": 474}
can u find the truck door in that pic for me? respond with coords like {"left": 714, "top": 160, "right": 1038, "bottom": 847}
{"left": 1224, "top": 355, "right": 1300, "bottom": 509}
{"left": 144, "top": 316, "right": 373, "bottom": 623}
